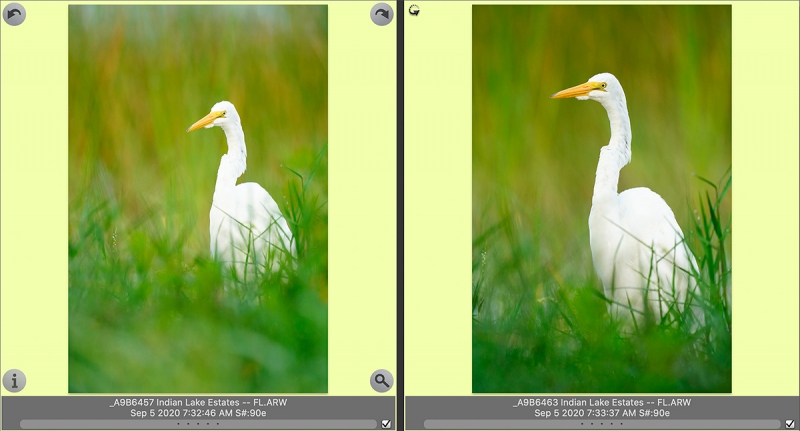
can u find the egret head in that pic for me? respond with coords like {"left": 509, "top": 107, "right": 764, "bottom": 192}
{"left": 550, "top": 73, "right": 624, "bottom": 103}
{"left": 187, "top": 101, "right": 241, "bottom": 132}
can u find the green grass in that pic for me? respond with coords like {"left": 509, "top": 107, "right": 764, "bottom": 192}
{"left": 472, "top": 172, "right": 731, "bottom": 393}
{"left": 69, "top": 148, "right": 328, "bottom": 393}
{"left": 472, "top": 5, "right": 731, "bottom": 393}
{"left": 68, "top": 5, "right": 328, "bottom": 393}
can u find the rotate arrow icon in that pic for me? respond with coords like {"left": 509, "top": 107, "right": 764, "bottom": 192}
{"left": 375, "top": 9, "right": 389, "bottom": 19}
{"left": 7, "top": 9, "right": 21, "bottom": 19}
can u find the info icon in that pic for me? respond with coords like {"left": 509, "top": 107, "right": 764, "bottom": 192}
{"left": 3, "top": 369, "right": 26, "bottom": 392}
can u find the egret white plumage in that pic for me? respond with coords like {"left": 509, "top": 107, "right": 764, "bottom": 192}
{"left": 551, "top": 73, "right": 699, "bottom": 327}
{"left": 187, "top": 101, "right": 295, "bottom": 278}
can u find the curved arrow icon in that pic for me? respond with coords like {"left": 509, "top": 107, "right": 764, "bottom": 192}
{"left": 7, "top": 9, "right": 21, "bottom": 19}
{"left": 375, "top": 9, "right": 389, "bottom": 19}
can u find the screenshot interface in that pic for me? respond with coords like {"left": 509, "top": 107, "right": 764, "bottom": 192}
{"left": 2, "top": 1, "right": 799, "bottom": 431}
{"left": 404, "top": 1, "right": 798, "bottom": 430}
{"left": 2, "top": 1, "right": 397, "bottom": 430}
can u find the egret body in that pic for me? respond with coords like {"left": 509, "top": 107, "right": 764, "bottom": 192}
{"left": 187, "top": 101, "right": 294, "bottom": 278}
{"left": 552, "top": 73, "right": 699, "bottom": 327}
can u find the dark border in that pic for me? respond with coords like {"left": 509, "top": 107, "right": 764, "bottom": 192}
{"left": 396, "top": 1, "right": 405, "bottom": 430}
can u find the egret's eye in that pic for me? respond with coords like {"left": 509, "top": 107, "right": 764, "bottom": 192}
{"left": 601, "top": 83, "right": 607, "bottom": 89}
{"left": 222, "top": 111, "right": 227, "bottom": 117}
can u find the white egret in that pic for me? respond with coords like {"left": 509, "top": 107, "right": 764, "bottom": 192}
{"left": 551, "top": 73, "right": 699, "bottom": 328}
{"left": 187, "top": 101, "right": 295, "bottom": 279}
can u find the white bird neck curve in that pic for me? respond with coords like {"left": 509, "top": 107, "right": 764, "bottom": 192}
{"left": 215, "top": 121, "right": 248, "bottom": 195}
{"left": 593, "top": 94, "right": 632, "bottom": 204}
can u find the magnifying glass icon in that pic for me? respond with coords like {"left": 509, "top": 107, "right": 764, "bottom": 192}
{"left": 370, "top": 369, "right": 393, "bottom": 392}
{"left": 375, "top": 373, "right": 390, "bottom": 388}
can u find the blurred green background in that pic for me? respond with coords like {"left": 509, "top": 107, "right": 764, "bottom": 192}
{"left": 473, "top": 5, "right": 732, "bottom": 393}
{"left": 68, "top": 5, "right": 328, "bottom": 392}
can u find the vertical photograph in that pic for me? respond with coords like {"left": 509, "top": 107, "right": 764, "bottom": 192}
{"left": 68, "top": 5, "right": 328, "bottom": 392}
{"left": 472, "top": 5, "right": 731, "bottom": 392}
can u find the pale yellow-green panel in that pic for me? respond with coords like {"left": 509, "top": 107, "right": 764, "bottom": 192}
{"left": 329, "top": 1, "right": 397, "bottom": 395}
{"left": 404, "top": 0, "right": 798, "bottom": 396}
{"left": 731, "top": 1, "right": 799, "bottom": 396}
{"left": 404, "top": 1, "right": 472, "bottom": 395}
{"left": 1, "top": 1, "right": 69, "bottom": 395}
{"left": 0, "top": 1, "right": 397, "bottom": 396}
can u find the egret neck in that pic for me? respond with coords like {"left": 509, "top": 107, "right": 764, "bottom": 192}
{"left": 593, "top": 93, "right": 632, "bottom": 206}
{"left": 215, "top": 121, "right": 248, "bottom": 200}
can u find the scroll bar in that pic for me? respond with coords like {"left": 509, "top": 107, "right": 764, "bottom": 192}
{"left": 424, "top": 419, "right": 782, "bottom": 429}
{"left": 21, "top": 419, "right": 379, "bottom": 430}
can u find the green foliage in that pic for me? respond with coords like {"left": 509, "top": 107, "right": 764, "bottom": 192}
{"left": 689, "top": 170, "right": 732, "bottom": 338}
{"left": 68, "top": 5, "right": 327, "bottom": 392}
{"left": 473, "top": 172, "right": 732, "bottom": 393}
{"left": 472, "top": 5, "right": 731, "bottom": 393}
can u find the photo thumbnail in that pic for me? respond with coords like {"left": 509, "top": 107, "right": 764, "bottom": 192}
{"left": 68, "top": 5, "right": 328, "bottom": 393}
{"left": 472, "top": 5, "right": 732, "bottom": 393}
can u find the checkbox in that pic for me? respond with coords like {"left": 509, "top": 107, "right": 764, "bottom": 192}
{"left": 381, "top": 419, "right": 392, "bottom": 429}
{"left": 786, "top": 419, "right": 795, "bottom": 429}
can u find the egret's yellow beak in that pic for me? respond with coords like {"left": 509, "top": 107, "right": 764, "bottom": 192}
{"left": 551, "top": 82, "right": 604, "bottom": 99}
{"left": 187, "top": 110, "right": 225, "bottom": 132}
